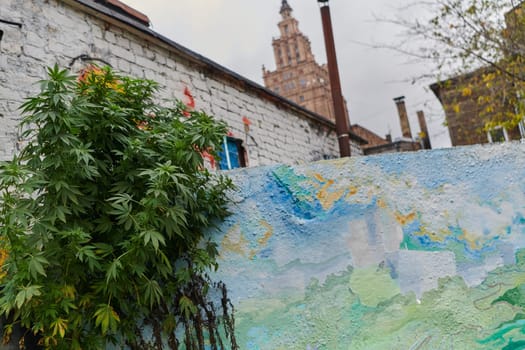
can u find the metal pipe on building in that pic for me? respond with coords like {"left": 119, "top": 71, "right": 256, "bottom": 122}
{"left": 393, "top": 96, "right": 413, "bottom": 139}
{"left": 318, "top": 0, "right": 351, "bottom": 157}
{"left": 417, "top": 110, "right": 432, "bottom": 149}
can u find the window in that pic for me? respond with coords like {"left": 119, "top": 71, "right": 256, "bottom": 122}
{"left": 284, "top": 25, "right": 289, "bottom": 34}
{"left": 218, "top": 137, "right": 246, "bottom": 170}
{"left": 299, "top": 95, "right": 305, "bottom": 102}
{"left": 519, "top": 119, "right": 525, "bottom": 140}
{"left": 299, "top": 79, "right": 307, "bottom": 87}
{"left": 487, "top": 126, "right": 508, "bottom": 143}
{"left": 283, "top": 82, "right": 295, "bottom": 91}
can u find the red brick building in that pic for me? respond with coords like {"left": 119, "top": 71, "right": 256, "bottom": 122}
{"left": 263, "top": 1, "right": 338, "bottom": 123}
{"left": 431, "top": 4, "right": 525, "bottom": 146}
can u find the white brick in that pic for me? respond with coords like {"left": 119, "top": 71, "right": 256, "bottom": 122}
{"left": 129, "top": 40, "right": 143, "bottom": 54}
{"left": 115, "top": 36, "right": 130, "bottom": 50}
{"left": 0, "top": 0, "right": 341, "bottom": 168}
{"left": 135, "top": 55, "right": 159, "bottom": 71}
{"left": 110, "top": 44, "right": 133, "bottom": 60}
{"left": 116, "top": 59, "right": 131, "bottom": 73}
{"left": 104, "top": 30, "right": 116, "bottom": 43}
{"left": 165, "top": 57, "right": 177, "bottom": 69}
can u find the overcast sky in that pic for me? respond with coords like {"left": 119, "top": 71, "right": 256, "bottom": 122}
{"left": 124, "top": 0, "right": 452, "bottom": 148}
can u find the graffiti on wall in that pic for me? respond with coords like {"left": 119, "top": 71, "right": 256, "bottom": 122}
{"left": 213, "top": 143, "right": 525, "bottom": 349}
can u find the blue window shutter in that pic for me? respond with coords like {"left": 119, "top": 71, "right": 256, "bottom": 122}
{"left": 218, "top": 137, "right": 241, "bottom": 170}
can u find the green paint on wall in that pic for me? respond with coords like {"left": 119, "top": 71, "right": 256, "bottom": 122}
{"left": 233, "top": 261, "right": 525, "bottom": 349}
{"left": 502, "top": 340, "right": 525, "bottom": 350}
{"left": 493, "top": 285, "right": 525, "bottom": 308}
{"left": 271, "top": 166, "right": 313, "bottom": 203}
{"left": 349, "top": 267, "right": 400, "bottom": 307}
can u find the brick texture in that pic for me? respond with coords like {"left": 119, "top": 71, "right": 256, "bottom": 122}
{"left": 432, "top": 67, "right": 522, "bottom": 147}
{"left": 0, "top": 0, "right": 359, "bottom": 164}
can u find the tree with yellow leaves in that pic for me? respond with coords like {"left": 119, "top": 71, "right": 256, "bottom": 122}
{"left": 388, "top": 0, "right": 525, "bottom": 144}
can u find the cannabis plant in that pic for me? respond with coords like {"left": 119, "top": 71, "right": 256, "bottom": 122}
{"left": 0, "top": 66, "right": 237, "bottom": 349}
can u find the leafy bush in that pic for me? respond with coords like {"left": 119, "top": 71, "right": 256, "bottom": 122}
{"left": 0, "top": 66, "right": 237, "bottom": 349}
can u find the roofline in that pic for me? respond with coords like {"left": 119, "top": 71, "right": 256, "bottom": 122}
{"left": 364, "top": 140, "right": 419, "bottom": 153}
{"left": 64, "top": 0, "right": 364, "bottom": 143}
{"left": 351, "top": 134, "right": 368, "bottom": 145}
{"left": 429, "top": 82, "right": 442, "bottom": 103}
{"left": 351, "top": 123, "right": 387, "bottom": 143}
{"left": 429, "top": 65, "right": 497, "bottom": 102}
{"left": 99, "top": 0, "right": 150, "bottom": 26}
{"left": 507, "top": 1, "right": 525, "bottom": 16}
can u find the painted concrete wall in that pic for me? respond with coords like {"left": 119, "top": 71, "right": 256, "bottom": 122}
{"left": 213, "top": 142, "right": 525, "bottom": 349}
{"left": 0, "top": 0, "right": 353, "bottom": 166}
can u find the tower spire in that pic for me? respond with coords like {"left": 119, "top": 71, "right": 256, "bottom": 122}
{"left": 280, "top": 0, "right": 293, "bottom": 17}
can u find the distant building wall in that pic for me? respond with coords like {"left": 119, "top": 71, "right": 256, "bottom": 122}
{"left": 431, "top": 67, "right": 522, "bottom": 147}
{"left": 213, "top": 142, "right": 525, "bottom": 349}
{"left": 351, "top": 124, "right": 390, "bottom": 149}
{"left": 363, "top": 139, "right": 420, "bottom": 155}
{"left": 0, "top": 0, "right": 361, "bottom": 165}
{"left": 263, "top": 1, "right": 336, "bottom": 123}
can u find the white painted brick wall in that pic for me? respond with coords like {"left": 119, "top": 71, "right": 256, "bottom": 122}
{"left": 0, "top": 0, "right": 358, "bottom": 165}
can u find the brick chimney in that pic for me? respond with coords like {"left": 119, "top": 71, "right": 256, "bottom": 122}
{"left": 417, "top": 110, "right": 432, "bottom": 149}
{"left": 393, "top": 96, "right": 412, "bottom": 139}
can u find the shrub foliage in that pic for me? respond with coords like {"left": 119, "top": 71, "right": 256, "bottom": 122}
{"left": 0, "top": 66, "right": 237, "bottom": 349}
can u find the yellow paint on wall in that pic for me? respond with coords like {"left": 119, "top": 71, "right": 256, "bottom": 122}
{"left": 414, "top": 225, "right": 447, "bottom": 243}
{"left": 346, "top": 185, "right": 358, "bottom": 199}
{"left": 458, "top": 229, "right": 481, "bottom": 250}
{"left": 313, "top": 173, "right": 325, "bottom": 183}
{"left": 313, "top": 173, "right": 346, "bottom": 210}
{"left": 395, "top": 211, "right": 417, "bottom": 226}
{"left": 220, "top": 224, "right": 248, "bottom": 257}
{"left": 258, "top": 220, "right": 273, "bottom": 246}
{"left": 248, "top": 220, "right": 275, "bottom": 260}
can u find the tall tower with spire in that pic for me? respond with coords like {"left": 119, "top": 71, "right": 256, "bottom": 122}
{"left": 263, "top": 0, "right": 338, "bottom": 122}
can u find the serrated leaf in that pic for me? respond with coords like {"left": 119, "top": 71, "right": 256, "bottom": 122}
{"left": 50, "top": 318, "right": 68, "bottom": 338}
{"left": 140, "top": 230, "right": 166, "bottom": 251}
{"left": 93, "top": 304, "right": 120, "bottom": 334}
{"left": 28, "top": 254, "right": 48, "bottom": 279}
{"left": 15, "top": 285, "right": 42, "bottom": 309}
{"left": 106, "top": 259, "right": 122, "bottom": 284}
{"left": 179, "top": 296, "right": 197, "bottom": 320}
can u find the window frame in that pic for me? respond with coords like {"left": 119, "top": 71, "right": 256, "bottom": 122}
{"left": 487, "top": 126, "right": 509, "bottom": 143}
{"left": 218, "top": 136, "right": 247, "bottom": 170}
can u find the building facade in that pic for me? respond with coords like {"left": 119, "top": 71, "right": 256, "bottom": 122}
{"left": 0, "top": 0, "right": 365, "bottom": 169}
{"left": 263, "top": 1, "right": 336, "bottom": 123}
{"left": 431, "top": 3, "right": 525, "bottom": 146}
{"left": 262, "top": 1, "right": 429, "bottom": 155}
{"left": 431, "top": 68, "right": 523, "bottom": 146}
